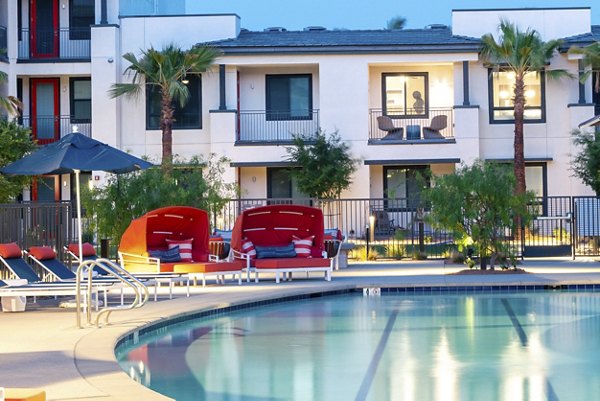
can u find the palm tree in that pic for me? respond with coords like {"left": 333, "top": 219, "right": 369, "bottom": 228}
{"left": 568, "top": 41, "right": 600, "bottom": 94}
{"left": 0, "top": 49, "right": 22, "bottom": 116}
{"left": 386, "top": 16, "right": 406, "bottom": 30}
{"left": 109, "top": 43, "right": 221, "bottom": 172}
{"left": 480, "top": 20, "right": 571, "bottom": 194}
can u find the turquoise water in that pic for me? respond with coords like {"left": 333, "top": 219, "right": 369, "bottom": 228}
{"left": 116, "top": 292, "right": 600, "bottom": 400}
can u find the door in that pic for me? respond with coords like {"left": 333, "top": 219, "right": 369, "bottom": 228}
{"left": 31, "top": 78, "right": 60, "bottom": 144}
{"left": 30, "top": 0, "right": 59, "bottom": 58}
{"left": 32, "top": 176, "right": 60, "bottom": 201}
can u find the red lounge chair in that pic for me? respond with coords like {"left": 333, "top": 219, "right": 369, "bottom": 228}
{"left": 231, "top": 204, "right": 333, "bottom": 283}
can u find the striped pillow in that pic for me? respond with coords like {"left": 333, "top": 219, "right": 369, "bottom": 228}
{"left": 166, "top": 238, "right": 194, "bottom": 262}
{"left": 241, "top": 238, "right": 257, "bottom": 260}
{"left": 292, "top": 235, "right": 314, "bottom": 258}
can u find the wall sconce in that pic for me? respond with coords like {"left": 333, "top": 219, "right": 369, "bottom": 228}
{"left": 107, "top": 57, "right": 114, "bottom": 63}
{"left": 182, "top": 78, "right": 189, "bottom": 85}
{"left": 63, "top": 180, "right": 68, "bottom": 187}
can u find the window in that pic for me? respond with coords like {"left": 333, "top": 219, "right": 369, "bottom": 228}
{"left": 146, "top": 75, "right": 202, "bottom": 130}
{"left": 489, "top": 69, "right": 545, "bottom": 123}
{"left": 382, "top": 73, "right": 428, "bottom": 118}
{"left": 70, "top": 78, "right": 91, "bottom": 123}
{"left": 267, "top": 168, "right": 309, "bottom": 200}
{"left": 69, "top": 0, "right": 94, "bottom": 40}
{"left": 266, "top": 74, "right": 312, "bottom": 121}
{"left": 384, "top": 166, "right": 430, "bottom": 209}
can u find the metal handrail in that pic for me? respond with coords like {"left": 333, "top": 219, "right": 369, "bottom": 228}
{"left": 75, "top": 258, "right": 149, "bottom": 328}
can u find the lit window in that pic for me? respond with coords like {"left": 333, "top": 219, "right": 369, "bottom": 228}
{"left": 489, "top": 69, "right": 545, "bottom": 123}
{"left": 382, "top": 73, "right": 428, "bottom": 117}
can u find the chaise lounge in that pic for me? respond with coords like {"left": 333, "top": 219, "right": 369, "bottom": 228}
{"left": 231, "top": 204, "right": 335, "bottom": 283}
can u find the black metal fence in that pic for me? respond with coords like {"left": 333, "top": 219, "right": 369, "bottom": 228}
{"left": 237, "top": 110, "right": 320, "bottom": 143}
{"left": 3, "top": 196, "right": 600, "bottom": 262}
{"left": 19, "top": 115, "right": 92, "bottom": 142}
{"left": 18, "top": 28, "right": 91, "bottom": 60}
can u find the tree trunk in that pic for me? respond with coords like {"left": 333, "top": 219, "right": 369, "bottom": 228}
{"left": 513, "top": 75, "right": 526, "bottom": 195}
{"left": 160, "top": 90, "right": 175, "bottom": 174}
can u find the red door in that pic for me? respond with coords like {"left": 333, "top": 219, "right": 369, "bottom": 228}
{"left": 31, "top": 78, "right": 60, "bottom": 144}
{"left": 32, "top": 176, "right": 60, "bottom": 201}
{"left": 30, "top": 0, "right": 59, "bottom": 58}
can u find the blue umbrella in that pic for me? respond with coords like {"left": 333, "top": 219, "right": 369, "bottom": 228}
{"left": 1, "top": 132, "right": 153, "bottom": 259}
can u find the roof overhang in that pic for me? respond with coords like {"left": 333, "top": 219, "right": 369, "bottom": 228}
{"left": 486, "top": 157, "right": 553, "bottom": 162}
{"left": 230, "top": 161, "right": 295, "bottom": 168}
{"left": 578, "top": 115, "right": 600, "bottom": 128}
{"left": 364, "top": 158, "right": 460, "bottom": 166}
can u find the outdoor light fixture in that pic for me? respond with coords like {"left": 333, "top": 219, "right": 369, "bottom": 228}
{"left": 369, "top": 214, "right": 375, "bottom": 243}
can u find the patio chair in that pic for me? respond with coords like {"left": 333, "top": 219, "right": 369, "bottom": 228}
{"left": 65, "top": 242, "right": 108, "bottom": 276}
{"left": 423, "top": 115, "right": 447, "bottom": 139}
{"left": 372, "top": 210, "right": 397, "bottom": 238}
{"left": 377, "top": 116, "right": 404, "bottom": 140}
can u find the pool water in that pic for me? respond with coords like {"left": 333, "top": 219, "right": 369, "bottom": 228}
{"left": 116, "top": 292, "right": 600, "bottom": 401}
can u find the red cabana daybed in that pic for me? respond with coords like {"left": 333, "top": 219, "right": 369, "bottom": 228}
{"left": 231, "top": 204, "right": 333, "bottom": 283}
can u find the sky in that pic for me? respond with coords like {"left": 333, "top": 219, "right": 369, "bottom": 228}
{"left": 190, "top": 0, "right": 599, "bottom": 31}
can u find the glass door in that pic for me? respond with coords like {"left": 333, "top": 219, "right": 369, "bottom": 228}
{"left": 31, "top": 78, "right": 60, "bottom": 144}
{"left": 30, "top": 0, "right": 59, "bottom": 58}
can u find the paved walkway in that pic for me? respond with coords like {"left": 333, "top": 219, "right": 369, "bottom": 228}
{"left": 1, "top": 258, "right": 599, "bottom": 401}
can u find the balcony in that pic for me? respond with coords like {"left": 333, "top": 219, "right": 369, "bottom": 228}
{"left": 20, "top": 115, "right": 91, "bottom": 144}
{"left": 237, "top": 110, "right": 320, "bottom": 144}
{"left": 369, "top": 108, "right": 454, "bottom": 143}
{"left": 18, "top": 28, "right": 91, "bottom": 61}
{"left": 0, "top": 26, "right": 7, "bottom": 62}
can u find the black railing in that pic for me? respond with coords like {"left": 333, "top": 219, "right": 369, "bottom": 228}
{"left": 0, "top": 26, "right": 7, "bottom": 61}
{"left": 4, "top": 196, "right": 600, "bottom": 263}
{"left": 19, "top": 115, "right": 92, "bottom": 141}
{"left": 369, "top": 108, "right": 454, "bottom": 141}
{"left": 18, "top": 28, "right": 91, "bottom": 60}
{"left": 237, "top": 110, "right": 320, "bottom": 143}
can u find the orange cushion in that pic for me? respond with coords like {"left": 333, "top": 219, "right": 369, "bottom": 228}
{"left": 28, "top": 246, "right": 56, "bottom": 260}
{"left": 5, "top": 388, "right": 46, "bottom": 401}
{"left": 173, "top": 261, "right": 243, "bottom": 274}
{"left": 209, "top": 236, "right": 223, "bottom": 242}
{"left": 68, "top": 242, "right": 96, "bottom": 257}
{"left": 0, "top": 242, "right": 22, "bottom": 258}
{"left": 254, "top": 258, "right": 330, "bottom": 269}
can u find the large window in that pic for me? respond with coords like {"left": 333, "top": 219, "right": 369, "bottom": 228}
{"left": 489, "top": 69, "right": 545, "bottom": 123}
{"left": 266, "top": 74, "right": 312, "bottom": 121}
{"left": 70, "top": 78, "right": 91, "bottom": 123}
{"left": 146, "top": 75, "right": 202, "bottom": 130}
{"left": 69, "top": 0, "right": 94, "bottom": 40}
{"left": 382, "top": 73, "right": 428, "bottom": 118}
{"left": 384, "top": 166, "right": 429, "bottom": 209}
{"left": 267, "top": 168, "right": 309, "bottom": 200}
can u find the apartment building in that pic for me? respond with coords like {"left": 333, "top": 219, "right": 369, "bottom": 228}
{"left": 0, "top": 1, "right": 598, "bottom": 204}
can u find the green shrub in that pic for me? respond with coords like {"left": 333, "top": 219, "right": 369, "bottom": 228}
{"left": 353, "top": 246, "right": 380, "bottom": 261}
{"left": 387, "top": 242, "right": 406, "bottom": 259}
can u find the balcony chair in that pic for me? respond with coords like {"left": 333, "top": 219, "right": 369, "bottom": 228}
{"left": 377, "top": 116, "right": 404, "bottom": 140}
{"left": 423, "top": 115, "right": 447, "bottom": 139}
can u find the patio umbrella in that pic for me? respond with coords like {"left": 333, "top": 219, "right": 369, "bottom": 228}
{"left": 0, "top": 132, "right": 153, "bottom": 260}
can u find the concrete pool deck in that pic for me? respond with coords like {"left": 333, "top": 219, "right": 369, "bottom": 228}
{"left": 1, "top": 258, "right": 600, "bottom": 401}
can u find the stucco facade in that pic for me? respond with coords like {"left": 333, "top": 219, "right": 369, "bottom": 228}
{"left": 1, "top": 2, "right": 598, "bottom": 202}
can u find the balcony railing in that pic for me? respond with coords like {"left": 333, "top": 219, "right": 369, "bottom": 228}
{"left": 369, "top": 108, "right": 454, "bottom": 142}
{"left": 0, "top": 26, "right": 7, "bottom": 61}
{"left": 19, "top": 115, "right": 91, "bottom": 143}
{"left": 18, "top": 28, "right": 91, "bottom": 61}
{"left": 237, "top": 110, "right": 320, "bottom": 143}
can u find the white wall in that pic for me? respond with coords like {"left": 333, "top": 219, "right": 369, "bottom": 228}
{"left": 452, "top": 8, "right": 591, "bottom": 40}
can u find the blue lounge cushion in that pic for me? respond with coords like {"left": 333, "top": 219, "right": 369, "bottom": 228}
{"left": 149, "top": 246, "right": 182, "bottom": 263}
{"left": 214, "top": 229, "right": 233, "bottom": 242}
{"left": 255, "top": 243, "right": 297, "bottom": 259}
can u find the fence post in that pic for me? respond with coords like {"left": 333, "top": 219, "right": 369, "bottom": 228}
{"left": 100, "top": 238, "right": 109, "bottom": 259}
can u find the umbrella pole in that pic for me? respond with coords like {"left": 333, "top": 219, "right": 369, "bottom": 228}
{"left": 75, "top": 169, "right": 84, "bottom": 265}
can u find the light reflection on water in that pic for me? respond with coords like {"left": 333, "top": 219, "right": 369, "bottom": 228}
{"left": 116, "top": 292, "right": 600, "bottom": 401}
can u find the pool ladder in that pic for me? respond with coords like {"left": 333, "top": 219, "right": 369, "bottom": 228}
{"left": 75, "top": 258, "right": 149, "bottom": 328}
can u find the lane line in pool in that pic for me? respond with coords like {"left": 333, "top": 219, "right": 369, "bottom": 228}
{"left": 501, "top": 298, "right": 561, "bottom": 401}
{"left": 354, "top": 310, "right": 398, "bottom": 401}
{"left": 501, "top": 298, "right": 528, "bottom": 346}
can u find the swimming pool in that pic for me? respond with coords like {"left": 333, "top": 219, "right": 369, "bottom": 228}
{"left": 116, "top": 291, "right": 600, "bottom": 400}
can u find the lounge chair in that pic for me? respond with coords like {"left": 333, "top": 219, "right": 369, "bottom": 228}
{"left": 64, "top": 242, "right": 108, "bottom": 276}
{"left": 377, "top": 116, "right": 404, "bottom": 140}
{"left": 423, "top": 115, "right": 447, "bottom": 139}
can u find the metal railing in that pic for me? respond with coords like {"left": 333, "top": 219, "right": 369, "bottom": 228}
{"left": 369, "top": 108, "right": 454, "bottom": 141}
{"left": 18, "top": 28, "right": 91, "bottom": 60}
{"left": 4, "top": 196, "right": 600, "bottom": 262}
{"left": 19, "top": 115, "right": 92, "bottom": 141}
{"left": 237, "top": 110, "right": 320, "bottom": 143}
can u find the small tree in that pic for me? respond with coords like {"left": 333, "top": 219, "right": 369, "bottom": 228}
{"left": 425, "top": 161, "right": 535, "bottom": 269}
{"left": 0, "top": 119, "right": 36, "bottom": 202}
{"left": 82, "top": 155, "right": 236, "bottom": 244}
{"left": 571, "top": 128, "right": 600, "bottom": 196}
{"left": 386, "top": 16, "right": 407, "bottom": 30}
{"left": 286, "top": 129, "right": 357, "bottom": 199}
